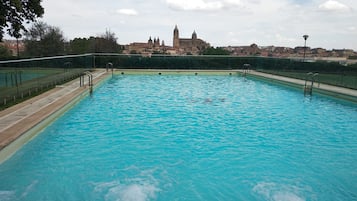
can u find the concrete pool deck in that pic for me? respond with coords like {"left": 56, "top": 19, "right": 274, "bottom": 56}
{"left": 0, "top": 69, "right": 356, "bottom": 163}
{"left": 0, "top": 69, "right": 109, "bottom": 163}
{"left": 246, "top": 70, "right": 357, "bottom": 102}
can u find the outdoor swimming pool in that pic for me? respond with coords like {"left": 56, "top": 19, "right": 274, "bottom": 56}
{"left": 0, "top": 75, "right": 356, "bottom": 201}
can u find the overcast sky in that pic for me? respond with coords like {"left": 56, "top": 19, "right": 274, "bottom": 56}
{"left": 39, "top": 0, "right": 356, "bottom": 50}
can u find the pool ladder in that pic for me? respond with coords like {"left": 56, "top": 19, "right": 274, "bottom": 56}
{"left": 80, "top": 71, "right": 93, "bottom": 94}
{"left": 106, "top": 62, "right": 114, "bottom": 77}
{"left": 304, "top": 72, "right": 319, "bottom": 95}
{"left": 242, "top": 64, "right": 251, "bottom": 77}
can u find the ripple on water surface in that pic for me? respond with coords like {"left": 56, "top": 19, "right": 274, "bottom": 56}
{"left": 0, "top": 75, "right": 357, "bottom": 201}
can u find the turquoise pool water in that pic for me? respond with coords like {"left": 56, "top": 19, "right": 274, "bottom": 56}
{"left": 0, "top": 75, "right": 357, "bottom": 201}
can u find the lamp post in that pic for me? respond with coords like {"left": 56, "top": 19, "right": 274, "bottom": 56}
{"left": 303, "top": 35, "right": 309, "bottom": 62}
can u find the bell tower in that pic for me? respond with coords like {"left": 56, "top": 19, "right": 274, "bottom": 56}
{"left": 173, "top": 25, "right": 180, "bottom": 49}
{"left": 192, "top": 30, "right": 197, "bottom": 40}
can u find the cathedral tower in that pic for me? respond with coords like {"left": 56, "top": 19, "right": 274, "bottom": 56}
{"left": 192, "top": 30, "right": 197, "bottom": 40}
{"left": 173, "top": 25, "right": 180, "bottom": 49}
{"left": 192, "top": 30, "right": 197, "bottom": 46}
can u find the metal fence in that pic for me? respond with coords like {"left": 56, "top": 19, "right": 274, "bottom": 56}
{"left": 93, "top": 54, "right": 357, "bottom": 89}
{"left": 1, "top": 53, "right": 356, "bottom": 108}
{"left": 256, "top": 70, "right": 357, "bottom": 90}
{"left": 0, "top": 54, "right": 93, "bottom": 108}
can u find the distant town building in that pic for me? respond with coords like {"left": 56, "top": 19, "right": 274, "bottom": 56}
{"left": 123, "top": 25, "right": 210, "bottom": 55}
{"left": 123, "top": 26, "right": 355, "bottom": 60}
{"left": 223, "top": 44, "right": 357, "bottom": 62}
{"left": 225, "top": 44, "right": 261, "bottom": 56}
{"left": 0, "top": 39, "right": 25, "bottom": 56}
{"left": 124, "top": 36, "right": 167, "bottom": 55}
{"left": 332, "top": 49, "right": 355, "bottom": 57}
{"left": 173, "top": 25, "right": 210, "bottom": 55}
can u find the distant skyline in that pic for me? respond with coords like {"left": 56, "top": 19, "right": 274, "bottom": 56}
{"left": 7, "top": 0, "right": 357, "bottom": 50}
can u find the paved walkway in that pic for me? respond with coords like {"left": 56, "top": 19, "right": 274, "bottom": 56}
{"left": 0, "top": 69, "right": 108, "bottom": 152}
{"left": 247, "top": 70, "right": 357, "bottom": 101}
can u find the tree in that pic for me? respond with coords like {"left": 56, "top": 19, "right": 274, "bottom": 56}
{"left": 69, "top": 38, "right": 90, "bottom": 54}
{"left": 202, "top": 47, "right": 231, "bottom": 55}
{"left": 0, "top": 0, "right": 44, "bottom": 40}
{"left": 0, "top": 44, "right": 11, "bottom": 58}
{"left": 68, "top": 30, "right": 122, "bottom": 54}
{"left": 94, "top": 30, "right": 121, "bottom": 53}
{"left": 41, "top": 26, "right": 65, "bottom": 56}
{"left": 24, "top": 21, "right": 65, "bottom": 57}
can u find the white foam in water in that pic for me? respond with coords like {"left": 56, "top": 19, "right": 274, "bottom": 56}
{"left": 119, "top": 184, "right": 158, "bottom": 201}
{"left": 94, "top": 170, "right": 161, "bottom": 201}
{"left": 0, "top": 191, "right": 16, "bottom": 201}
{"left": 272, "top": 192, "right": 305, "bottom": 201}
{"left": 253, "top": 182, "right": 306, "bottom": 201}
{"left": 21, "top": 180, "right": 38, "bottom": 198}
{"left": 102, "top": 182, "right": 160, "bottom": 201}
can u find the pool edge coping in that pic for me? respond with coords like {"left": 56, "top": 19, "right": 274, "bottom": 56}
{"left": 1, "top": 69, "right": 356, "bottom": 164}
{"left": 0, "top": 69, "right": 110, "bottom": 164}
{"left": 246, "top": 70, "right": 357, "bottom": 103}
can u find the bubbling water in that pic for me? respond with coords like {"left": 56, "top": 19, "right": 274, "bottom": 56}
{"left": 0, "top": 75, "right": 356, "bottom": 200}
{"left": 94, "top": 167, "right": 161, "bottom": 201}
{"left": 0, "top": 191, "right": 16, "bottom": 201}
{"left": 253, "top": 182, "right": 308, "bottom": 201}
